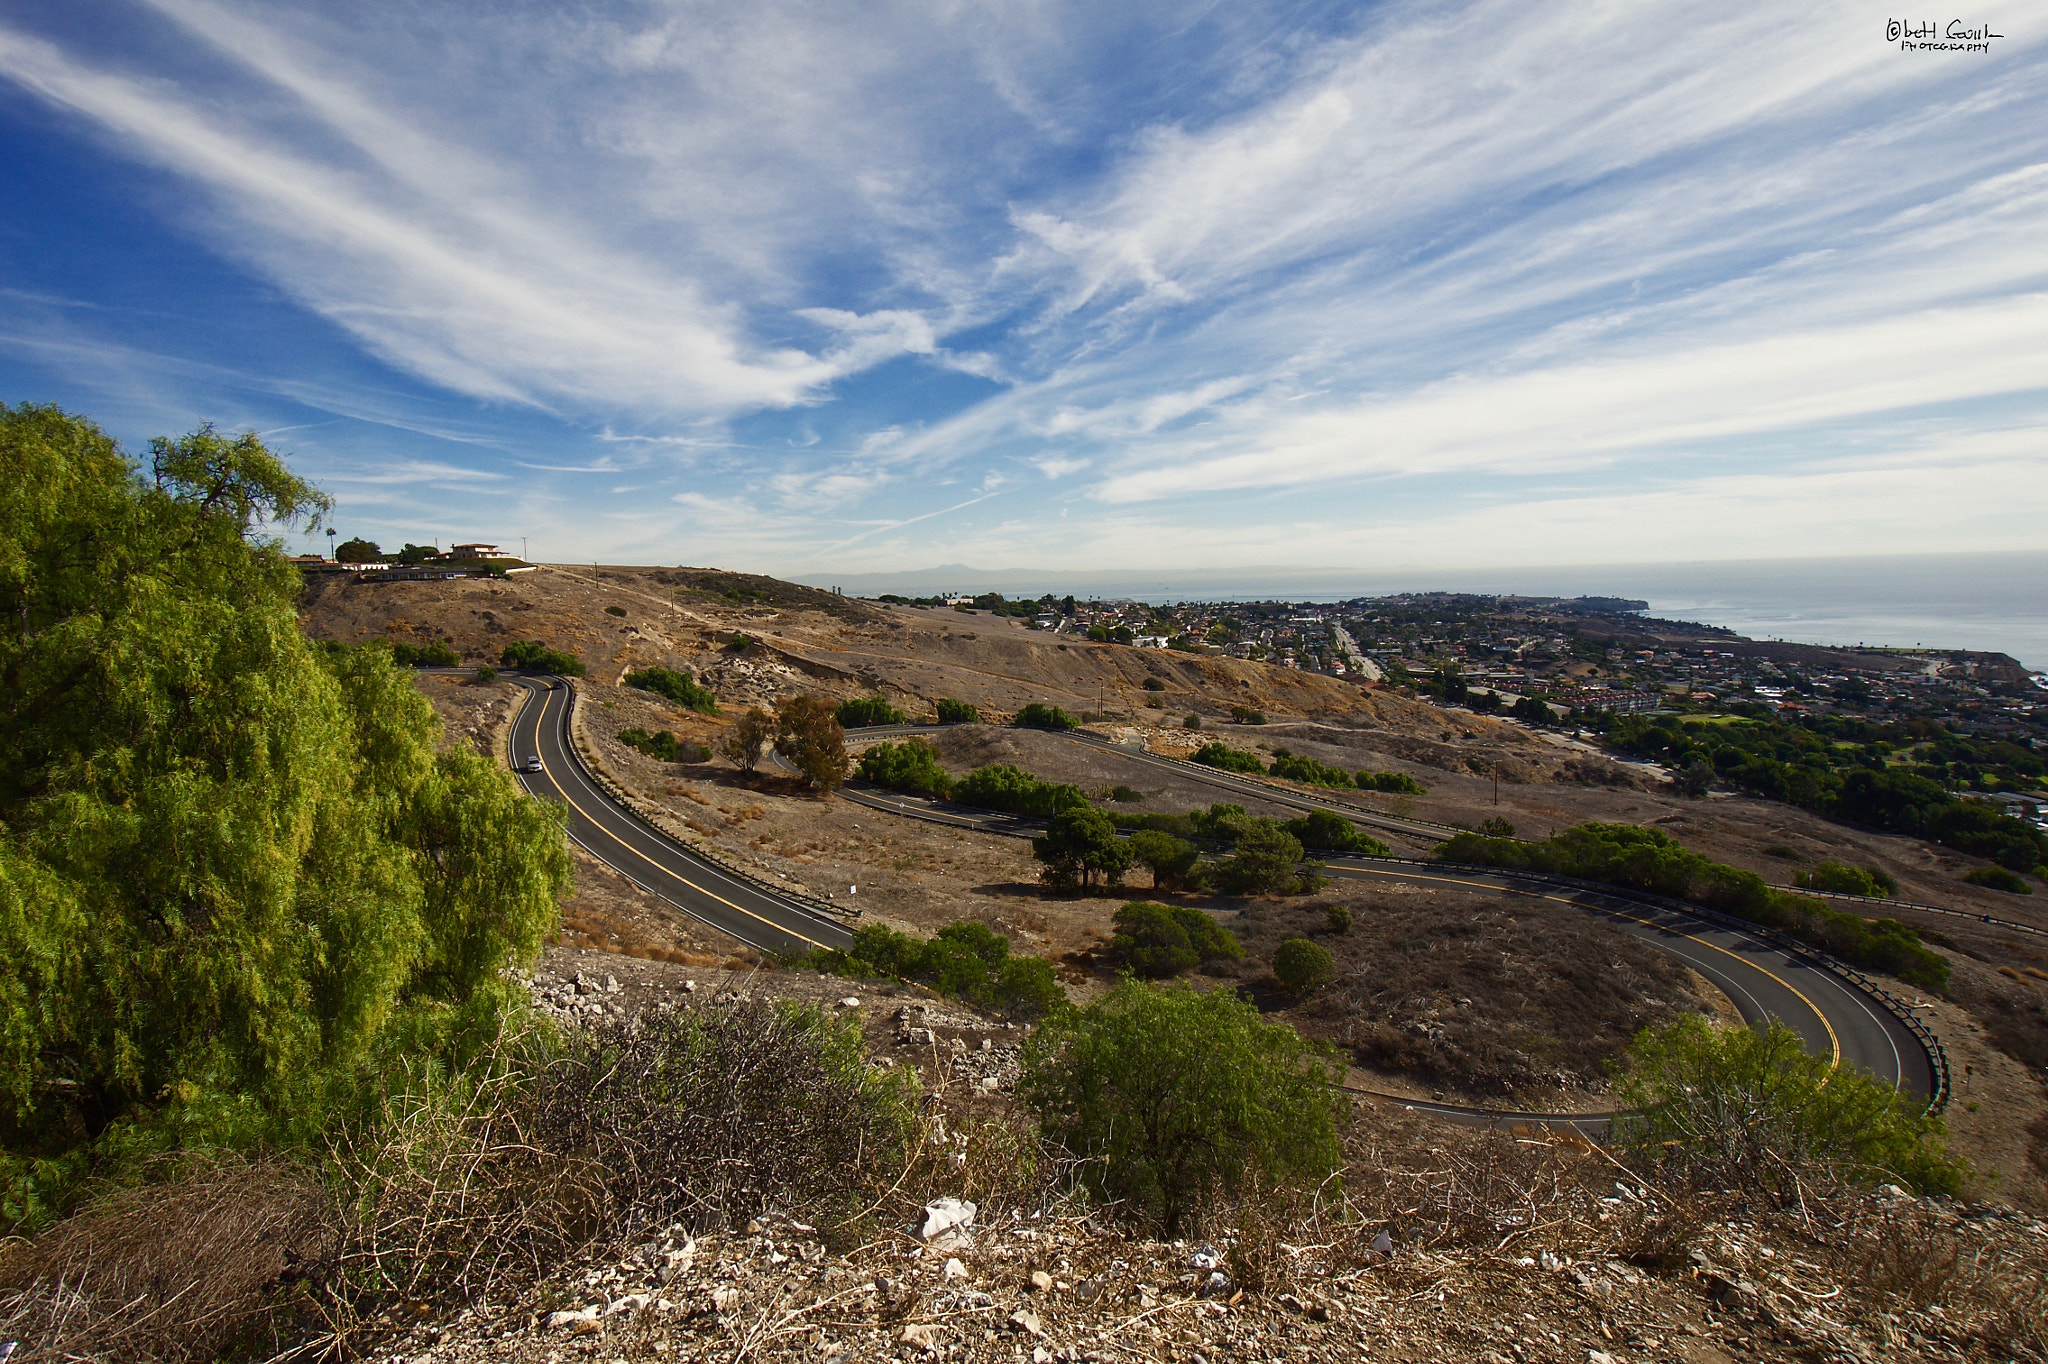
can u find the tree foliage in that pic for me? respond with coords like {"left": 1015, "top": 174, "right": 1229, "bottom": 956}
{"left": 0, "top": 406, "right": 570, "bottom": 1229}
{"left": 1795, "top": 860, "right": 1898, "bottom": 898}
{"left": 334, "top": 536, "right": 382, "bottom": 562}
{"left": 1019, "top": 980, "right": 1342, "bottom": 1236}
{"left": 389, "top": 639, "right": 459, "bottom": 667}
{"left": 618, "top": 728, "right": 706, "bottom": 763}
{"left": 1127, "top": 829, "right": 1202, "bottom": 893}
{"left": 1284, "top": 808, "right": 1389, "bottom": 856}
{"left": 1190, "top": 742, "right": 1264, "bottom": 774}
{"left": 1268, "top": 749, "right": 1354, "bottom": 789}
{"left": 1357, "top": 770, "right": 1426, "bottom": 795}
{"left": 953, "top": 763, "right": 1088, "bottom": 818}
{"left": 1032, "top": 807, "right": 1132, "bottom": 894}
{"left": 1013, "top": 703, "right": 1079, "bottom": 731}
{"left": 856, "top": 738, "right": 952, "bottom": 799}
{"left": 499, "top": 640, "right": 586, "bottom": 677}
{"left": 720, "top": 708, "right": 775, "bottom": 773}
{"left": 1614, "top": 1016, "right": 1965, "bottom": 1197}
{"left": 1435, "top": 824, "right": 1950, "bottom": 990}
{"left": 1272, "top": 939, "right": 1338, "bottom": 997}
{"left": 625, "top": 666, "right": 718, "bottom": 715}
{"left": 934, "top": 697, "right": 980, "bottom": 724}
{"left": 808, "top": 922, "right": 1067, "bottom": 1020}
{"left": 836, "top": 695, "right": 905, "bottom": 728}
{"left": 1110, "top": 903, "right": 1242, "bottom": 978}
{"left": 774, "top": 695, "right": 850, "bottom": 792}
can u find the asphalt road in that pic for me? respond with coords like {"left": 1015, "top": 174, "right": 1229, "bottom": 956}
{"left": 835, "top": 725, "right": 1938, "bottom": 1125}
{"left": 504, "top": 675, "right": 854, "bottom": 958}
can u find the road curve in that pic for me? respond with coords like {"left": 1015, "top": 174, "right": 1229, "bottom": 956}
{"left": 504, "top": 675, "right": 854, "bottom": 959}
{"left": 833, "top": 727, "right": 1941, "bottom": 1124}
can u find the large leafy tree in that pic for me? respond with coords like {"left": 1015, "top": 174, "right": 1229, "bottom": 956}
{"left": 0, "top": 406, "right": 570, "bottom": 1225}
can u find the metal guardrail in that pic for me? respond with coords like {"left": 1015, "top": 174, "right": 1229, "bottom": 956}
{"left": 1766, "top": 884, "right": 2043, "bottom": 938}
{"left": 548, "top": 681, "right": 862, "bottom": 927}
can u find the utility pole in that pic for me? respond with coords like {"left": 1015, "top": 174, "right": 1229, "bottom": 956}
{"left": 1493, "top": 763, "right": 1500, "bottom": 806}
{"left": 522, "top": 535, "right": 528, "bottom": 561}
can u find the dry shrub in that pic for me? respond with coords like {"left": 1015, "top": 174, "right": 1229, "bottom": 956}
{"left": 1819, "top": 1200, "right": 2048, "bottom": 1357}
{"left": 0, "top": 1155, "right": 335, "bottom": 1363}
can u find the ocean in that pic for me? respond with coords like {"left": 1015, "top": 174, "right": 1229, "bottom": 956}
{"left": 819, "top": 551, "right": 2048, "bottom": 671}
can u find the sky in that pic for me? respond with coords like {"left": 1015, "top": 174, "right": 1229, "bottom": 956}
{"left": 2, "top": 0, "right": 2045, "bottom": 582}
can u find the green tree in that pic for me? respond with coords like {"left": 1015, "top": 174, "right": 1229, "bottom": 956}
{"left": 1191, "top": 741, "right": 1264, "bottom": 774}
{"left": 1272, "top": 939, "right": 1338, "bottom": 997}
{"left": 934, "top": 697, "right": 980, "bottom": 724}
{"left": 500, "top": 639, "right": 586, "bottom": 676}
{"left": 1032, "top": 806, "right": 1132, "bottom": 894}
{"left": 1796, "top": 861, "right": 1897, "bottom": 897}
{"left": 1019, "top": 980, "right": 1343, "bottom": 1236}
{"left": 836, "top": 695, "right": 905, "bottom": 728}
{"left": 1128, "top": 829, "right": 1202, "bottom": 893}
{"left": 1284, "top": 808, "right": 1388, "bottom": 856}
{"left": 0, "top": 407, "right": 570, "bottom": 1228}
{"left": 953, "top": 764, "right": 1088, "bottom": 817}
{"left": 856, "top": 738, "right": 953, "bottom": 799}
{"left": 1217, "top": 821, "right": 1315, "bottom": 896}
{"left": 334, "top": 536, "right": 382, "bottom": 562}
{"left": 1014, "top": 702, "right": 1079, "bottom": 731}
{"left": 1110, "top": 903, "right": 1241, "bottom": 978}
{"left": 721, "top": 707, "right": 775, "bottom": 773}
{"left": 626, "top": 666, "right": 718, "bottom": 715}
{"left": 775, "top": 695, "right": 850, "bottom": 793}
{"left": 1614, "top": 1016, "right": 1965, "bottom": 1196}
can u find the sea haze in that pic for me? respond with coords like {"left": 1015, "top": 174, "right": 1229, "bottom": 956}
{"left": 810, "top": 552, "right": 2048, "bottom": 672}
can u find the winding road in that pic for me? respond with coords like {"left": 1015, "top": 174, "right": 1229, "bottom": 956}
{"left": 492, "top": 684, "right": 1943, "bottom": 1130}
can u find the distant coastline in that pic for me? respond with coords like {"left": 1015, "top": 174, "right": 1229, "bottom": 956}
{"left": 803, "top": 550, "right": 2048, "bottom": 672}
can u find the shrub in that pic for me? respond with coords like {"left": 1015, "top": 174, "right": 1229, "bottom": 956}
{"left": 1436, "top": 823, "right": 1951, "bottom": 991}
{"left": 1184, "top": 714, "right": 1203, "bottom": 730}
{"left": 1325, "top": 905, "right": 1353, "bottom": 934}
{"left": 934, "top": 697, "right": 980, "bottom": 724}
{"left": 1014, "top": 702, "right": 1079, "bottom": 731}
{"left": 473, "top": 665, "right": 498, "bottom": 684}
{"left": 1479, "top": 815, "right": 1516, "bottom": 838}
{"left": 1217, "top": 821, "right": 1318, "bottom": 897}
{"left": 954, "top": 763, "right": 1088, "bottom": 818}
{"left": 836, "top": 695, "right": 905, "bottom": 728}
{"left": 1796, "top": 860, "right": 1898, "bottom": 897}
{"left": 1032, "top": 806, "right": 1133, "bottom": 893}
{"left": 857, "top": 738, "right": 953, "bottom": 799}
{"left": 1613, "top": 1016, "right": 1966, "bottom": 1197}
{"left": 626, "top": 666, "right": 718, "bottom": 715}
{"left": 1110, "top": 902, "right": 1242, "bottom": 978}
{"left": 1143, "top": 677, "right": 1167, "bottom": 692}
{"left": 1109, "top": 784, "right": 1145, "bottom": 803}
{"left": 1191, "top": 741, "right": 1264, "bottom": 774}
{"left": 1019, "top": 980, "right": 1342, "bottom": 1236}
{"left": 1964, "top": 865, "right": 2034, "bottom": 894}
{"left": 390, "top": 639, "right": 460, "bottom": 667}
{"left": 1272, "top": 938, "right": 1337, "bottom": 997}
{"left": 1284, "top": 808, "right": 1389, "bottom": 856}
{"left": 1359, "top": 770, "right": 1426, "bottom": 795}
{"left": 617, "top": 728, "right": 705, "bottom": 763}
{"left": 1269, "top": 748, "right": 1355, "bottom": 789}
{"left": 1231, "top": 705, "right": 1267, "bottom": 725}
{"left": 1127, "top": 829, "right": 1203, "bottom": 894}
{"left": 808, "top": 922, "right": 1066, "bottom": 1019}
{"left": 604, "top": 604, "right": 626, "bottom": 617}
{"left": 500, "top": 639, "right": 586, "bottom": 676}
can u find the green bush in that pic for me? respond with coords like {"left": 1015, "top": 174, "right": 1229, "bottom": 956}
{"left": 473, "top": 665, "right": 498, "bottom": 684}
{"left": 1436, "top": 824, "right": 1950, "bottom": 991}
{"left": 1217, "top": 821, "right": 1319, "bottom": 897}
{"left": 1284, "top": 808, "right": 1389, "bottom": 856}
{"left": 617, "top": 727, "right": 705, "bottom": 762}
{"left": 934, "top": 697, "right": 980, "bottom": 724}
{"left": 1358, "top": 770, "right": 1426, "bottom": 795}
{"left": 1796, "top": 860, "right": 1898, "bottom": 897}
{"left": 1143, "top": 677, "right": 1167, "bottom": 692}
{"left": 1268, "top": 749, "right": 1354, "bottom": 789}
{"left": 954, "top": 763, "right": 1088, "bottom": 818}
{"left": 1014, "top": 702, "right": 1079, "bottom": 731}
{"left": 1963, "top": 865, "right": 2033, "bottom": 894}
{"left": 1325, "top": 905, "right": 1353, "bottom": 934}
{"left": 625, "top": 666, "right": 718, "bottom": 715}
{"left": 1614, "top": 1016, "right": 1966, "bottom": 1197}
{"left": 390, "top": 639, "right": 459, "bottom": 667}
{"left": 1190, "top": 741, "right": 1264, "bottom": 774}
{"left": 1272, "top": 938, "right": 1337, "bottom": 997}
{"left": 1230, "top": 705, "right": 1267, "bottom": 725}
{"left": 836, "top": 695, "right": 906, "bottom": 728}
{"left": 808, "top": 921, "right": 1066, "bottom": 1019}
{"left": 1021, "top": 980, "right": 1341, "bottom": 1236}
{"left": 604, "top": 604, "right": 626, "bottom": 617}
{"left": 1031, "top": 806, "right": 1133, "bottom": 893}
{"left": 856, "top": 738, "right": 953, "bottom": 799}
{"left": 1127, "top": 829, "right": 1203, "bottom": 894}
{"left": 0, "top": 407, "right": 571, "bottom": 1231}
{"left": 1109, "top": 784, "right": 1145, "bottom": 803}
{"left": 500, "top": 639, "right": 586, "bottom": 676}
{"left": 1110, "top": 902, "right": 1242, "bottom": 978}
{"left": 1183, "top": 714, "right": 1202, "bottom": 730}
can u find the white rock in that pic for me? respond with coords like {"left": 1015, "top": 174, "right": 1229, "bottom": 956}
{"left": 1372, "top": 1230, "right": 1394, "bottom": 1259}
{"left": 838, "top": 997, "right": 862, "bottom": 1008}
{"left": 606, "top": 1293, "right": 650, "bottom": 1315}
{"left": 943, "top": 1257, "right": 968, "bottom": 1280}
{"left": 546, "top": 1306, "right": 600, "bottom": 1328}
{"left": 919, "top": 1197, "right": 977, "bottom": 1242}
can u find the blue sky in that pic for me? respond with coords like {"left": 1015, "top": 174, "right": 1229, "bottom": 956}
{"left": 2, "top": 0, "right": 2044, "bottom": 579}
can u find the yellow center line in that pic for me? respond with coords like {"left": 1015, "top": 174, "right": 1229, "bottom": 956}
{"left": 1346, "top": 866, "right": 1843, "bottom": 1069}
{"left": 519, "top": 684, "right": 833, "bottom": 952}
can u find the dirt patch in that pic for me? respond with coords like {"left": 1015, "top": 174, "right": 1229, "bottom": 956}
{"left": 1201, "top": 889, "right": 1707, "bottom": 1103}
